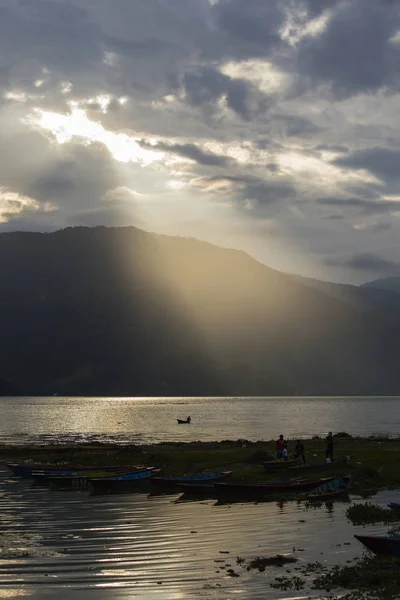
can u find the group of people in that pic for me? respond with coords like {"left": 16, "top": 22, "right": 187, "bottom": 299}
{"left": 275, "top": 432, "right": 334, "bottom": 464}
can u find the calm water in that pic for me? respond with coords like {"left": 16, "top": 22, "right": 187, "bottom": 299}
{"left": 0, "top": 396, "right": 400, "bottom": 446}
{"left": 0, "top": 465, "right": 395, "bottom": 599}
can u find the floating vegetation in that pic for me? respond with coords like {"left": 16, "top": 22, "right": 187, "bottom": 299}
{"left": 312, "top": 556, "right": 400, "bottom": 600}
{"left": 270, "top": 575, "right": 305, "bottom": 590}
{"left": 226, "top": 553, "right": 400, "bottom": 599}
{"left": 346, "top": 503, "right": 400, "bottom": 526}
{"left": 234, "top": 554, "right": 298, "bottom": 572}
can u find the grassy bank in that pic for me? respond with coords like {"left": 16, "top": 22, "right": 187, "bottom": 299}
{"left": 2, "top": 434, "right": 400, "bottom": 494}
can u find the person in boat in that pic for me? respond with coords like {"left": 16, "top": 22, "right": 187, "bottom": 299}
{"left": 325, "top": 432, "right": 334, "bottom": 460}
{"left": 187, "top": 416, "right": 191, "bottom": 423}
{"left": 282, "top": 445, "right": 289, "bottom": 461}
{"left": 294, "top": 440, "right": 306, "bottom": 464}
{"left": 276, "top": 434, "right": 286, "bottom": 459}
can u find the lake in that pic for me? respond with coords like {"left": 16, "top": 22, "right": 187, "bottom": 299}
{"left": 0, "top": 465, "right": 394, "bottom": 599}
{"left": 1, "top": 396, "right": 399, "bottom": 446}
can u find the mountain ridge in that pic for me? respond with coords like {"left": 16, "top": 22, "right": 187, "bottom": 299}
{"left": 0, "top": 226, "right": 399, "bottom": 396}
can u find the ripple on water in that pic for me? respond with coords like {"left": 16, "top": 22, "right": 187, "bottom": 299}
{"left": 0, "top": 467, "right": 395, "bottom": 599}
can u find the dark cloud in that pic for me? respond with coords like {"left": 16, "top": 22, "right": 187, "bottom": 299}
{"left": 273, "top": 115, "right": 323, "bottom": 137}
{"left": 303, "top": 0, "right": 341, "bottom": 17}
{"left": 317, "top": 196, "right": 400, "bottom": 215}
{"left": 192, "top": 174, "right": 294, "bottom": 207}
{"left": 297, "top": 0, "right": 400, "bottom": 97}
{"left": 139, "top": 140, "right": 231, "bottom": 167}
{"left": 315, "top": 144, "right": 349, "bottom": 153}
{"left": 325, "top": 253, "right": 400, "bottom": 274}
{"left": 0, "top": 1, "right": 104, "bottom": 92}
{"left": 182, "top": 66, "right": 270, "bottom": 120}
{"left": 214, "top": 0, "right": 284, "bottom": 56}
{"left": 334, "top": 147, "right": 400, "bottom": 179}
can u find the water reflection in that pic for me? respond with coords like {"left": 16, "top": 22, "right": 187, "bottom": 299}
{"left": 0, "top": 468, "right": 397, "bottom": 599}
{"left": 0, "top": 396, "right": 400, "bottom": 446}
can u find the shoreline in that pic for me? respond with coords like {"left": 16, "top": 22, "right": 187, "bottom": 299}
{"left": 2, "top": 435, "right": 400, "bottom": 495}
{"left": 2, "top": 437, "right": 400, "bottom": 598}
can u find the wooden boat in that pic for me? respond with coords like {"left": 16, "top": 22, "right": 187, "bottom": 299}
{"left": 354, "top": 534, "right": 400, "bottom": 556}
{"left": 213, "top": 476, "right": 336, "bottom": 497}
{"left": 263, "top": 457, "right": 301, "bottom": 471}
{"left": 6, "top": 462, "right": 136, "bottom": 478}
{"left": 288, "top": 456, "right": 352, "bottom": 473}
{"left": 32, "top": 466, "right": 150, "bottom": 489}
{"left": 90, "top": 468, "right": 161, "bottom": 494}
{"left": 151, "top": 471, "right": 232, "bottom": 488}
{"left": 306, "top": 475, "right": 352, "bottom": 501}
{"left": 177, "top": 418, "right": 191, "bottom": 424}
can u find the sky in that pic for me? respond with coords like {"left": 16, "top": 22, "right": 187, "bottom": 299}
{"left": 1, "top": 0, "right": 400, "bottom": 284}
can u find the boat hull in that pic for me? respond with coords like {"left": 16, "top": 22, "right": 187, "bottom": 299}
{"left": 213, "top": 477, "right": 336, "bottom": 497}
{"left": 34, "top": 467, "right": 152, "bottom": 490}
{"left": 151, "top": 471, "right": 232, "bottom": 488}
{"left": 263, "top": 457, "right": 300, "bottom": 471}
{"left": 288, "top": 456, "right": 352, "bottom": 473}
{"left": 6, "top": 463, "right": 138, "bottom": 478}
{"left": 178, "top": 483, "right": 216, "bottom": 496}
{"left": 306, "top": 475, "right": 352, "bottom": 501}
{"left": 90, "top": 468, "right": 161, "bottom": 494}
{"left": 355, "top": 535, "right": 400, "bottom": 556}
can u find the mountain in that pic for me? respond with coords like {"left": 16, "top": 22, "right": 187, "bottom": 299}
{"left": 0, "top": 226, "right": 399, "bottom": 396}
{"left": 362, "top": 277, "right": 400, "bottom": 295}
{"left": 291, "top": 274, "right": 400, "bottom": 312}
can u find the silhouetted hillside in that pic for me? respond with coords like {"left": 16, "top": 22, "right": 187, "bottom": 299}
{"left": 0, "top": 226, "right": 399, "bottom": 396}
{"left": 362, "top": 276, "right": 400, "bottom": 295}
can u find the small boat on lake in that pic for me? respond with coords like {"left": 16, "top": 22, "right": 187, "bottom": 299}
{"left": 6, "top": 462, "right": 136, "bottom": 478}
{"left": 90, "top": 468, "right": 161, "bottom": 494}
{"left": 177, "top": 417, "right": 191, "bottom": 424}
{"left": 288, "top": 456, "right": 352, "bottom": 473}
{"left": 263, "top": 457, "right": 301, "bottom": 471}
{"left": 306, "top": 475, "right": 352, "bottom": 501}
{"left": 151, "top": 471, "right": 232, "bottom": 488}
{"left": 354, "top": 534, "right": 400, "bottom": 556}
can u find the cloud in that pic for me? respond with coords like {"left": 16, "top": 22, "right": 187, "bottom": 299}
{"left": 314, "top": 144, "right": 349, "bottom": 153}
{"left": 181, "top": 66, "right": 271, "bottom": 120}
{"left": 334, "top": 147, "right": 400, "bottom": 180}
{"left": 273, "top": 115, "right": 323, "bottom": 137}
{"left": 296, "top": 0, "right": 400, "bottom": 97}
{"left": 214, "top": 0, "right": 285, "bottom": 56}
{"left": 325, "top": 252, "right": 400, "bottom": 274}
{"left": 317, "top": 196, "right": 400, "bottom": 215}
{"left": 191, "top": 174, "right": 295, "bottom": 209}
{"left": 139, "top": 140, "right": 232, "bottom": 166}
{"left": 1, "top": 0, "right": 400, "bottom": 282}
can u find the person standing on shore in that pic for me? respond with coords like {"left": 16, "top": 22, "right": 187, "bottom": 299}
{"left": 325, "top": 432, "right": 334, "bottom": 461}
{"left": 276, "top": 434, "right": 286, "bottom": 459}
{"left": 295, "top": 440, "right": 306, "bottom": 464}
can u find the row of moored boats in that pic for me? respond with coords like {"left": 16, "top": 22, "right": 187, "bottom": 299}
{"left": 5, "top": 462, "right": 352, "bottom": 499}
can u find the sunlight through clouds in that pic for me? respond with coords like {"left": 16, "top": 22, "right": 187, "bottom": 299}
{"left": 33, "top": 108, "right": 163, "bottom": 165}
{"left": 0, "top": 188, "right": 56, "bottom": 222}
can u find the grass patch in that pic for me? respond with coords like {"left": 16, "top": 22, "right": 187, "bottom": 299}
{"left": 2, "top": 435, "right": 400, "bottom": 493}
